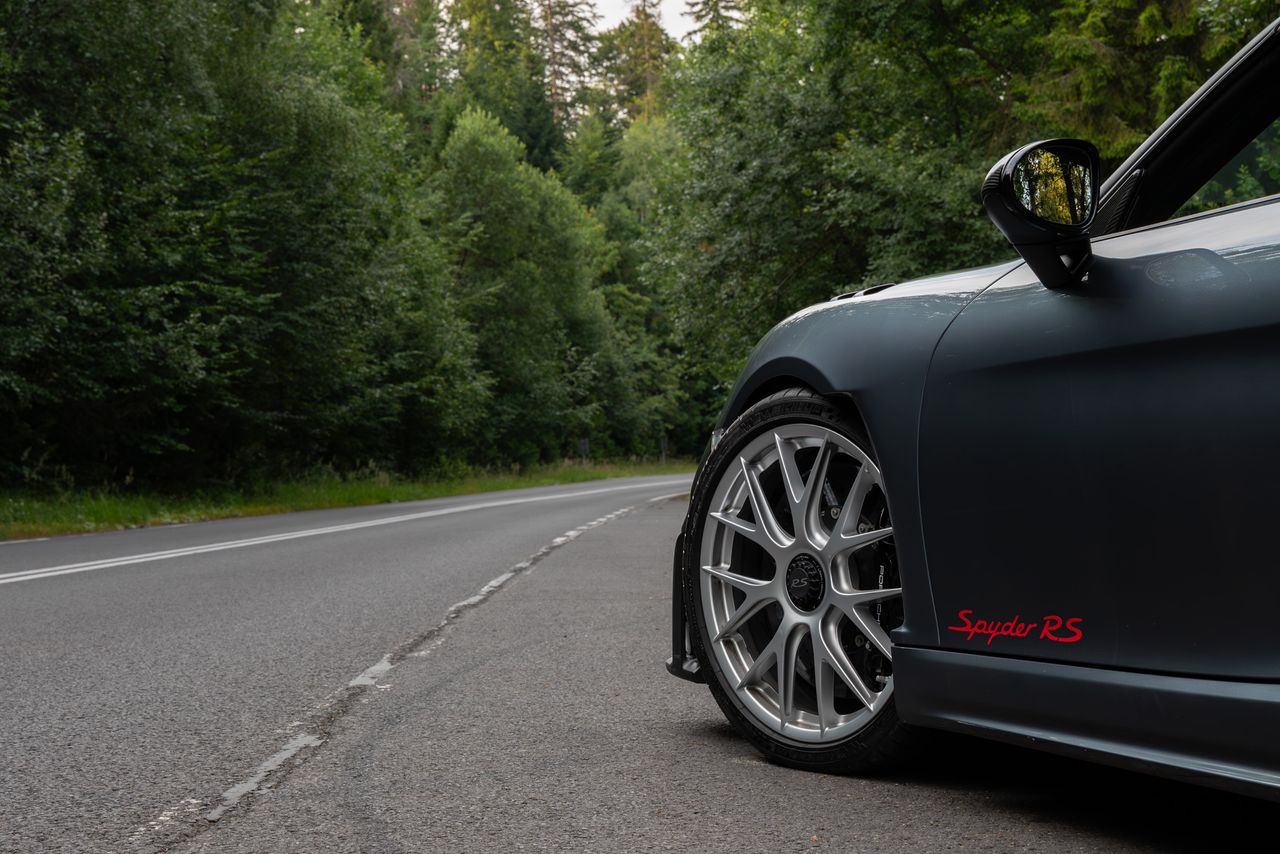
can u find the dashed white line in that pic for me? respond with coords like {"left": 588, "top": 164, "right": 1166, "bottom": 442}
{"left": 204, "top": 734, "right": 324, "bottom": 822}
{"left": 0, "top": 478, "right": 689, "bottom": 587}
{"left": 128, "top": 797, "right": 204, "bottom": 845}
{"left": 136, "top": 500, "right": 648, "bottom": 837}
{"left": 350, "top": 505, "right": 633, "bottom": 690}
{"left": 348, "top": 655, "right": 394, "bottom": 688}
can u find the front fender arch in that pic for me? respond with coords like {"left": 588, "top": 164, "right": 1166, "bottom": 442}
{"left": 727, "top": 368, "right": 872, "bottom": 460}
{"left": 724, "top": 357, "right": 834, "bottom": 422}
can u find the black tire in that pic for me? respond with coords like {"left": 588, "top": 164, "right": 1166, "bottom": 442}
{"left": 682, "top": 388, "right": 916, "bottom": 773}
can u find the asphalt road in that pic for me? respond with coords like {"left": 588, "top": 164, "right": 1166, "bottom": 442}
{"left": 3, "top": 477, "right": 1275, "bottom": 852}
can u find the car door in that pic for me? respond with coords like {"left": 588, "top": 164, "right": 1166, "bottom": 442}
{"left": 916, "top": 183, "right": 1280, "bottom": 679}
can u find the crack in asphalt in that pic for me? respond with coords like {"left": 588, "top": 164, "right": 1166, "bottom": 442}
{"left": 131, "top": 500, "right": 664, "bottom": 852}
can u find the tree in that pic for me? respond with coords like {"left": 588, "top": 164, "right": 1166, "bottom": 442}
{"left": 448, "top": 0, "right": 561, "bottom": 168}
{"left": 0, "top": 0, "right": 273, "bottom": 483}
{"left": 433, "top": 108, "right": 632, "bottom": 461}
{"left": 595, "top": 1, "right": 678, "bottom": 121}
{"left": 686, "top": 0, "right": 741, "bottom": 34}
{"left": 0, "top": 0, "right": 485, "bottom": 483}
{"left": 533, "top": 0, "right": 600, "bottom": 127}
{"left": 9, "top": 0, "right": 1272, "bottom": 489}
{"left": 557, "top": 110, "right": 617, "bottom": 206}
{"left": 652, "top": 0, "right": 1035, "bottom": 377}
{"left": 1018, "top": 0, "right": 1280, "bottom": 164}
{"left": 353, "top": 0, "right": 453, "bottom": 152}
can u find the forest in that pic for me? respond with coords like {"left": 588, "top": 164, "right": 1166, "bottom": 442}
{"left": 1, "top": 0, "right": 1276, "bottom": 490}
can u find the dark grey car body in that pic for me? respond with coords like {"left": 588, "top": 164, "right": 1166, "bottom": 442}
{"left": 671, "top": 19, "right": 1280, "bottom": 797}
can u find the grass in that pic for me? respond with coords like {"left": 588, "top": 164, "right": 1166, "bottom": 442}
{"left": 0, "top": 459, "right": 696, "bottom": 541}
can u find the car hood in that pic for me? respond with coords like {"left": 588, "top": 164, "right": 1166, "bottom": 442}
{"left": 834, "top": 259, "right": 1021, "bottom": 306}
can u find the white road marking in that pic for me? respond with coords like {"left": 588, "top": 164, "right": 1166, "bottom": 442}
{"left": 0, "top": 537, "right": 49, "bottom": 546}
{"left": 346, "top": 505, "right": 631, "bottom": 691}
{"left": 0, "top": 478, "right": 689, "bottom": 587}
{"left": 128, "top": 797, "right": 204, "bottom": 844}
{"left": 348, "top": 654, "right": 394, "bottom": 688}
{"left": 137, "top": 501, "right": 643, "bottom": 835}
{"left": 204, "top": 734, "right": 324, "bottom": 822}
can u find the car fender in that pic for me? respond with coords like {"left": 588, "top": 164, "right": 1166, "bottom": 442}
{"left": 713, "top": 261, "right": 1021, "bottom": 649}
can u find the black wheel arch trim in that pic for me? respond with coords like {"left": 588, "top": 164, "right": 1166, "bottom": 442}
{"left": 666, "top": 530, "right": 704, "bottom": 683}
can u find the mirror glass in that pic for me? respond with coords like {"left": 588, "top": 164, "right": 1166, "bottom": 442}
{"left": 1011, "top": 146, "right": 1094, "bottom": 226}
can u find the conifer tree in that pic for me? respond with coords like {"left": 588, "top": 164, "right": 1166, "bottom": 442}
{"left": 595, "top": 0, "right": 676, "bottom": 121}
{"left": 533, "top": 0, "right": 599, "bottom": 127}
{"left": 448, "top": 0, "right": 561, "bottom": 168}
{"left": 686, "top": 0, "right": 741, "bottom": 35}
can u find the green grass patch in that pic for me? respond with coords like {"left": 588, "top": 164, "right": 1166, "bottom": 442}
{"left": 0, "top": 460, "right": 695, "bottom": 541}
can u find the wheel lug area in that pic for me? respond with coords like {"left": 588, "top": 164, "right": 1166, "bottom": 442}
{"left": 784, "top": 553, "right": 826, "bottom": 612}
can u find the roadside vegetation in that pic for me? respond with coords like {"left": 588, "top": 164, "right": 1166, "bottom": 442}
{"left": 2, "top": 0, "right": 1276, "bottom": 527}
{"left": 0, "top": 459, "right": 694, "bottom": 540}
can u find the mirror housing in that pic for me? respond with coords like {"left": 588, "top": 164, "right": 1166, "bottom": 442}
{"left": 982, "top": 139, "right": 1100, "bottom": 289}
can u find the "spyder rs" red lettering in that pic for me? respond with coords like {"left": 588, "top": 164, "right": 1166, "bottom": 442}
{"left": 947, "top": 609, "right": 1084, "bottom": 645}
{"left": 1039, "top": 614, "right": 1085, "bottom": 643}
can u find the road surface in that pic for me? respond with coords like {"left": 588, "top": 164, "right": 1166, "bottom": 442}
{"left": 1, "top": 475, "right": 1272, "bottom": 852}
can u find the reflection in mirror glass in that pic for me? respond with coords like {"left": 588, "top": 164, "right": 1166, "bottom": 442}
{"left": 1012, "top": 148, "right": 1093, "bottom": 225}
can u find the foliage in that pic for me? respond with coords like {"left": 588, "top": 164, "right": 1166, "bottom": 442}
{"left": 532, "top": 0, "right": 601, "bottom": 126}
{"left": 448, "top": 0, "right": 562, "bottom": 169}
{"left": 1, "top": 0, "right": 1276, "bottom": 493}
{"left": 1180, "top": 117, "right": 1280, "bottom": 213}
{"left": 593, "top": 1, "right": 679, "bottom": 121}
{"left": 655, "top": 0, "right": 1280, "bottom": 378}
{"left": 1015, "top": 0, "right": 1280, "bottom": 163}
{"left": 688, "top": 0, "right": 743, "bottom": 34}
{"left": 434, "top": 108, "right": 611, "bottom": 461}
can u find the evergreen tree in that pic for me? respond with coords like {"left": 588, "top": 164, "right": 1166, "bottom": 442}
{"left": 335, "top": 0, "right": 400, "bottom": 68}
{"left": 596, "top": 1, "right": 677, "bottom": 121}
{"left": 533, "top": 0, "right": 600, "bottom": 127}
{"left": 448, "top": 0, "right": 561, "bottom": 168}
{"left": 558, "top": 110, "right": 617, "bottom": 206}
{"left": 686, "top": 0, "right": 741, "bottom": 34}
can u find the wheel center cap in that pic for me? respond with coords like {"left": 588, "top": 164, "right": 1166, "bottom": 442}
{"left": 785, "top": 554, "right": 826, "bottom": 612}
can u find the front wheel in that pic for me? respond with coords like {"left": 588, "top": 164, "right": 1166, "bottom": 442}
{"left": 683, "top": 389, "right": 915, "bottom": 772}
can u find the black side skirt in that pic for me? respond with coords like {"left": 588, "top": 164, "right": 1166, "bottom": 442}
{"left": 895, "top": 645, "right": 1280, "bottom": 801}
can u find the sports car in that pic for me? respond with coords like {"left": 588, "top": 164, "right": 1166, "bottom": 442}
{"left": 667, "top": 17, "right": 1280, "bottom": 798}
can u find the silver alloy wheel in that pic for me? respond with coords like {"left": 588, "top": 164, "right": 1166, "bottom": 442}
{"left": 699, "top": 424, "right": 899, "bottom": 744}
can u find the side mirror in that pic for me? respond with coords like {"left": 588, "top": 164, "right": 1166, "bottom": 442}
{"left": 982, "top": 139, "right": 1100, "bottom": 289}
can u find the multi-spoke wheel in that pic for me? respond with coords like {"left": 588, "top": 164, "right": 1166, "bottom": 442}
{"left": 684, "top": 388, "right": 915, "bottom": 772}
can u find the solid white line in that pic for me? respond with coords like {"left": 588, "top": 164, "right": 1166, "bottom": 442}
{"left": 0, "top": 478, "right": 689, "bottom": 587}
{"left": 0, "top": 537, "right": 49, "bottom": 546}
